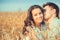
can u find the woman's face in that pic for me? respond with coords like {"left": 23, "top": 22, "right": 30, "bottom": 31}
{"left": 32, "top": 8, "right": 43, "bottom": 24}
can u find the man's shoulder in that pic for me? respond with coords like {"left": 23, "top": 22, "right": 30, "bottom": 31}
{"left": 54, "top": 18, "right": 60, "bottom": 25}
{"left": 49, "top": 18, "right": 60, "bottom": 29}
{"left": 50, "top": 18, "right": 60, "bottom": 25}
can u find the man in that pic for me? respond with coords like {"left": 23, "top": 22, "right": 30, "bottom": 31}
{"left": 43, "top": 2, "right": 60, "bottom": 40}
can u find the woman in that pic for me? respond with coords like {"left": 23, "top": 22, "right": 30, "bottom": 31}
{"left": 22, "top": 5, "right": 47, "bottom": 40}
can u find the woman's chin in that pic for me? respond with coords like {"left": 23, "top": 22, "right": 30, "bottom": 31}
{"left": 38, "top": 21, "right": 42, "bottom": 24}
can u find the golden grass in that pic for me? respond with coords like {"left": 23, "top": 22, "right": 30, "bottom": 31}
{"left": 0, "top": 11, "right": 27, "bottom": 40}
{"left": 0, "top": 11, "right": 60, "bottom": 40}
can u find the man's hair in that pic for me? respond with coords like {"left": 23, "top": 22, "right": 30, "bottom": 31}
{"left": 43, "top": 2, "right": 59, "bottom": 18}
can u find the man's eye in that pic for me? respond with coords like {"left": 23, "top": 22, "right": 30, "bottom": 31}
{"left": 43, "top": 9, "right": 46, "bottom": 12}
{"left": 39, "top": 13, "right": 41, "bottom": 14}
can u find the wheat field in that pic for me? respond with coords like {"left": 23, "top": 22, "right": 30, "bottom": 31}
{"left": 0, "top": 11, "right": 27, "bottom": 40}
{"left": 0, "top": 11, "right": 60, "bottom": 40}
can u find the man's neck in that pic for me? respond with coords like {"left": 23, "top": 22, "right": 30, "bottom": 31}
{"left": 48, "top": 16, "right": 56, "bottom": 24}
{"left": 45, "top": 15, "right": 56, "bottom": 25}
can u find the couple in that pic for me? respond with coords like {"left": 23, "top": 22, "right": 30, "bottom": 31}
{"left": 22, "top": 2, "right": 60, "bottom": 40}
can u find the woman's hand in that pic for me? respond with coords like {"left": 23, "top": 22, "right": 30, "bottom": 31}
{"left": 26, "top": 27, "right": 38, "bottom": 40}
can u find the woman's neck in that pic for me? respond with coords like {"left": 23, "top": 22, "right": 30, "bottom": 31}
{"left": 35, "top": 23, "right": 41, "bottom": 30}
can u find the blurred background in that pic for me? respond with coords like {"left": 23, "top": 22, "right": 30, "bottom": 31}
{"left": 0, "top": 0, "right": 60, "bottom": 40}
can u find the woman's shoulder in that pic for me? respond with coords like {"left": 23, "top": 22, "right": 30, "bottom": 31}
{"left": 25, "top": 26, "right": 33, "bottom": 32}
{"left": 26, "top": 26, "right": 32, "bottom": 29}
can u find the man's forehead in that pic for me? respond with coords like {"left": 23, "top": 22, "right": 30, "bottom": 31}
{"left": 43, "top": 5, "right": 51, "bottom": 9}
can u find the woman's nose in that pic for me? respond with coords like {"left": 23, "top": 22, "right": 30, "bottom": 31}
{"left": 40, "top": 14, "right": 43, "bottom": 17}
{"left": 37, "top": 14, "right": 42, "bottom": 18}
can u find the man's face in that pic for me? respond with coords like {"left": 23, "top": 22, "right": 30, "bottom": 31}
{"left": 43, "top": 5, "right": 52, "bottom": 20}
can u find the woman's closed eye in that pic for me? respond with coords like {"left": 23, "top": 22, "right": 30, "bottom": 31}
{"left": 39, "top": 12, "right": 42, "bottom": 15}
{"left": 34, "top": 13, "right": 37, "bottom": 16}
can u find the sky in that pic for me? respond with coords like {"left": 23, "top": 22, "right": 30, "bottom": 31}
{"left": 0, "top": 0, "right": 60, "bottom": 12}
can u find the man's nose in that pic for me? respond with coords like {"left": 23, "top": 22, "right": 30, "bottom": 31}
{"left": 44, "top": 12, "right": 46, "bottom": 15}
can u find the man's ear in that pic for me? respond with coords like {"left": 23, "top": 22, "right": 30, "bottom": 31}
{"left": 52, "top": 9, "right": 56, "bottom": 14}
